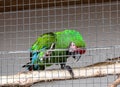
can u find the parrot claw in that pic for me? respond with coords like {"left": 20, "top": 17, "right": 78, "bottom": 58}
{"left": 60, "top": 64, "right": 74, "bottom": 78}
{"left": 43, "top": 43, "right": 55, "bottom": 60}
{"left": 64, "top": 65, "right": 74, "bottom": 78}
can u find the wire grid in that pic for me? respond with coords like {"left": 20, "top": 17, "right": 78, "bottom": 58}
{"left": 0, "top": 0, "right": 120, "bottom": 87}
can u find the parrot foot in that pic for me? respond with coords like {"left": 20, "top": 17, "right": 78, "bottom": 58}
{"left": 60, "top": 64, "right": 74, "bottom": 78}
{"left": 73, "top": 54, "right": 81, "bottom": 62}
{"left": 44, "top": 43, "right": 55, "bottom": 59}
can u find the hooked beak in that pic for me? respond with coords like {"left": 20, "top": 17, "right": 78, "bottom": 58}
{"left": 68, "top": 42, "right": 86, "bottom": 62}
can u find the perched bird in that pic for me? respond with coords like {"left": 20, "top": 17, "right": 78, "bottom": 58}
{"left": 22, "top": 29, "right": 86, "bottom": 76}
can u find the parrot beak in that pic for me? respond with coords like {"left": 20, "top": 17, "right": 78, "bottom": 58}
{"left": 68, "top": 42, "right": 86, "bottom": 62}
{"left": 68, "top": 42, "right": 80, "bottom": 62}
{"left": 73, "top": 48, "right": 86, "bottom": 62}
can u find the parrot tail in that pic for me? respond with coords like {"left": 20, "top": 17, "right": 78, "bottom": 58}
{"left": 22, "top": 62, "right": 45, "bottom": 71}
{"left": 22, "top": 62, "right": 34, "bottom": 71}
{"left": 22, "top": 62, "right": 30, "bottom": 67}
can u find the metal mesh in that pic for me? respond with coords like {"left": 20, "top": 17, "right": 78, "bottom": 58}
{"left": 0, "top": 0, "right": 120, "bottom": 87}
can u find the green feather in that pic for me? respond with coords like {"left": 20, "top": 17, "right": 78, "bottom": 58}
{"left": 31, "top": 32, "right": 56, "bottom": 51}
{"left": 55, "top": 29, "right": 86, "bottom": 48}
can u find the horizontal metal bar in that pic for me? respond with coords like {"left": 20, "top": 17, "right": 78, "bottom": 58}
{"left": 0, "top": 45, "right": 120, "bottom": 54}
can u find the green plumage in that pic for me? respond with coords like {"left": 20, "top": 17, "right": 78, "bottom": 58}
{"left": 31, "top": 32, "right": 56, "bottom": 50}
{"left": 23, "top": 29, "right": 86, "bottom": 70}
{"left": 55, "top": 30, "right": 85, "bottom": 49}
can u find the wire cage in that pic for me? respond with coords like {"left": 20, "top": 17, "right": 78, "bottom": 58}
{"left": 0, "top": 0, "right": 120, "bottom": 87}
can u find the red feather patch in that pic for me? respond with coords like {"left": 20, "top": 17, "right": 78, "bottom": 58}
{"left": 75, "top": 48, "right": 86, "bottom": 54}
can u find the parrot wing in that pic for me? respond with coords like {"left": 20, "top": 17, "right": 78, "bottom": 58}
{"left": 23, "top": 32, "right": 56, "bottom": 70}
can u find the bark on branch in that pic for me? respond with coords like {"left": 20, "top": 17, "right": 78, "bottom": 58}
{"left": 0, "top": 57, "right": 120, "bottom": 87}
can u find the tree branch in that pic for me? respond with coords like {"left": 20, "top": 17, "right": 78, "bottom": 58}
{"left": 0, "top": 58, "right": 120, "bottom": 87}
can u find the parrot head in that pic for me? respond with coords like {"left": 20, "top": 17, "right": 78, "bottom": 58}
{"left": 69, "top": 42, "right": 86, "bottom": 54}
{"left": 68, "top": 42, "right": 86, "bottom": 62}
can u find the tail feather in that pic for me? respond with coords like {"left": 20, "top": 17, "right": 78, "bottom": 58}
{"left": 22, "top": 52, "right": 38, "bottom": 71}
{"left": 23, "top": 48, "right": 46, "bottom": 71}
{"left": 22, "top": 62, "right": 34, "bottom": 71}
{"left": 22, "top": 62, "right": 31, "bottom": 68}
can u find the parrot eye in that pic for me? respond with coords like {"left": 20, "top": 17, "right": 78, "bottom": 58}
{"left": 68, "top": 42, "right": 77, "bottom": 52}
{"left": 69, "top": 42, "right": 76, "bottom": 49}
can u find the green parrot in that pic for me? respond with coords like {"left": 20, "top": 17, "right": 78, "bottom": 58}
{"left": 22, "top": 29, "right": 86, "bottom": 74}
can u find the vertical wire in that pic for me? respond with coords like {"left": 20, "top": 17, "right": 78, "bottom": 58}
{"left": 3, "top": 0, "right": 5, "bottom": 82}
{"left": 101, "top": 0, "right": 104, "bottom": 86}
{"left": 22, "top": 0, "right": 25, "bottom": 77}
{"left": 113, "top": 0, "right": 117, "bottom": 85}
{"left": 0, "top": 7, "right": 2, "bottom": 78}
{"left": 94, "top": 0, "right": 98, "bottom": 86}
{"left": 73, "top": 1, "right": 77, "bottom": 86}
{"left": 28, "top": 0, "right": 30, "bottom": 50}
{"left": 60, "top": 0, "right": 63, "bottom": 86}
{"left": 80, "top": 0, "right": 87, "bottom": 86}
{"left": 78, "top": 1, "right": 82, "bottom": 87}
{"left": 4, "top": 0, "right": 7, "bottom": 80}
{"left": 54, "top": 0, "right": 57, "bottom": 32}
{"left": 35, "top": 0, "right": 37, "bottom": 46}
{"left": 68, "top": 0, "right": 69, "bottom": 29}
{"left": 10, "top": 0, "right": 13, "bottom": 82}
{"left": 87, "top": 0, "right": 90, "bottom": 86}
{"left": 16, "top": 0, "right": 18, "bottom": 83}
{"left": 47, "top": 0, "right": 49, "bottom": 80}
{"left": 74, "top": 1, "right": 77, "bottom": 29}
{"left": 35, "top": 0, "right": 40, "bottom": 81}
{"left": 9, "top": 0, "right": 12, "bottom": 76}
{"left": 48, "top": 0, "right": 50, "bottom": 33}
{"left": 116, "top": 0, "right": 119, "bottom": 45}
{"left": 61, "top": 0, "right": 63, "bottom": 31}
{"left": 41, "top": 0, "right": 43, "bottom": 35}
{"left": 106, "top": 0, "right": 111, "bottom": 85}
{"left": 53, "top": 0, "right": 57, "bottom": 82}
{"left": 116, "top": 0, "right": 119, "bottom": 82}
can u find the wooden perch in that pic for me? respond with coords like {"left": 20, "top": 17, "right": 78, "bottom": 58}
{"left": 0, "top": 57, "right": 120, "bottom": 87}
